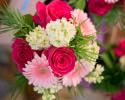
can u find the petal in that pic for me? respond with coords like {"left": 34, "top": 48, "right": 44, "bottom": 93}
{"left": 36, "top": 1, "right": 51, "bottom": 27}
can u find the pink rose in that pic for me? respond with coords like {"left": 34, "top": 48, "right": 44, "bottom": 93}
{"left": 47, "top": 0, "right": 72, "bottom": 20}
{"left": 12, "top": 38, "right": 41, "bottom": 72}
{"left": 44, "top": 46, "right": 76, "bottom": 77}
{"left": 33, "top": 0, "right": 72, "bottom": 27}
{"left": 112, "top": 89, "right": 125, "bottom": 100}
{"left": 88, "top": 0, "right": 114, "bottom": 16}
{"left": 114, "top": 39, "right": 125, "bottom": 57}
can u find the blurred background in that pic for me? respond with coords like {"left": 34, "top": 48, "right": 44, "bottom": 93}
{"left": 0, "top": 0, "right": 125, "bottom": 100}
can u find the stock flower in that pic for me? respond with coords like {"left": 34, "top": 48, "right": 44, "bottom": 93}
{"left": 26, "top": 26, "right": 50, "bottom": 50}
{"left": 34, "top": 84, "right": 62, "bottom": 100}
{"left": 12, "top": 38, "right": 34, "bottom": 72}
{"left": 63, "top": 60, "right": 92, "bottom": 87}
{"left": 44, "top": 46, "right": 76, "bottom": 77}
{"left": 114, "top": 39, "right": 125, "bottom": 57}
{"left": 33, "top": 0, "right": 72, "bottom": 27}
{"left": 71, "top": 9, "right": 96, "bottom": 36}
{"left": 88, "top": 0, "right": 114, "bottom": 16}
{"left": 23, "top": 54, "right": 57, "bottom": 88}
{"left": 85, "top": 65, "right": 104, "bottom": 83}
{"left": 46, "top": 18, "right": 76, "bottom": 47}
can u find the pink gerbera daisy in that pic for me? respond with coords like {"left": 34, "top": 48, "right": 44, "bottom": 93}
{"left": 105, "top": 0, "right": 119, "bottom": 4}
{"left": 23, "top": 53, "right": 57, "bottom": 88}
{"left": 62, "top": 60, "right": 92, "bottom": 87}
{"left": 71, "top": 9, "right": 96, "bottom": 36}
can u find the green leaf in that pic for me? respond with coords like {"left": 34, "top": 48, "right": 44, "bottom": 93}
{"left": 14, "top": 28, "right": 28, "bottom": 38}
{"left": 69, "top": 0, "right": 86, "bottom": 10}
{"left": 24, "top": 14, "right": 34, "bottom": 27}
{"left": 105, "top": 7, "right": 120, "bottom": 25}
{"left": 92, "top": 14, "right": 103, "bottom": 26}
{"left": 75, "top": 0, "right": 86, "bottom": 9}
{"left": 101, "top": 53, "right": 113, "bottom": 69}
{"left": 10, "top": 73, "right": 28, "bottom": 100}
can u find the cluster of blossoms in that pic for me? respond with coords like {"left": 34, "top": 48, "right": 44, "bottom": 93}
{"left": 114, "top": 39, "right": 125, "bottom": 71}
{"left": 88, "top": 0, "right": 124, "bottom": 16}
{"left": 12, "top": 0, "right": 104, "bottom": 100}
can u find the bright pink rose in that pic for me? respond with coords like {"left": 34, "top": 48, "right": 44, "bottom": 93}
{"left": 44, "top": 46, "right": 76, "bottom": 77}
{"left": 112, "top": 89, "right": 125, "bottom": 100}
{"left": 33, "top": 0, "right": 72, "bottom": 27}
{"left": 47, "top": 0, "right": 72, "bottom": 20}
{"left": 88, "top": 0, "right": 114, "bottom": 16}
{"left": 114, "top": 39, "right": 125, "bottom": 57}
{"left": 12, "top": 38, "right": 34, "bottom": 72}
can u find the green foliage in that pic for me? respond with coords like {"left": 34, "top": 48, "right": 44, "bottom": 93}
{"left": 95, "top": 46, "right": 125, "bottom": 93}
{"left": 105, "top": 6, "right": 121, "bottom": 25}
{"left": 70, "top": 26, "right": 96, "bottom": 62}
{"left": 69, "top": 0, "right": 86, "bottom": 10}
{"left": 92, "top": 14, "right": 103, "bottom": 26}
{"left": 92, "top": 6, "right": 123, "bottom": 27}
{"left": 0, "top": 7, "right": 35, "bottom": 37}
{"left": 10, "top": 73, "right": 28, "bottom": 100}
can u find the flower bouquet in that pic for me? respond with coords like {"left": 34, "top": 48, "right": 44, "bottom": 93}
{"left": 0, "top": 0, "right": 104, "bottom": 100}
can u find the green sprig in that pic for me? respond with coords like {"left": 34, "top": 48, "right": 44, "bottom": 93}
{"left": 0, "top": 7, "right": 35, "bottom": 37}
{"left": 70, "top": 26, "right": 97, "bottom": 62}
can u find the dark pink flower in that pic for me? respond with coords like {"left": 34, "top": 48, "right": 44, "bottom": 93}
{"left": 88, "top": 0, "right": 114, "bottom": 16}
{"left": 33, "top": 0, "right": 72, "bottom": 27}
{"left": 43, "top": 46, "right": 76, "bottom": 77}
{"left": 114, "top": 39, "right": 125, "bottom": 57}
{"left": 112, "top": 89, "right": 125, "bottom": 100}
{"left": 47, "top": 0, "right": 72, "bottom": 21}
{"left": 12, "top": 38, "right": 42, "bottom": 72}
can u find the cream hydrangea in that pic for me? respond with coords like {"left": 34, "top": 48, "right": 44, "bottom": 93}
{"left": 85, "top": 65, "right": 104, "bottom": 83}
{"left": 26, "top": 26, "right": 50, "bottom": 50}
{"left": 46, "top": 18, "right": 76, "bottom": 47}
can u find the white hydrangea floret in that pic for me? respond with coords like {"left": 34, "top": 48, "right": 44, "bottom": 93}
{"left": 26, "top": 26, "right": 50, "bottom": 50}
{"left": 85, "top": 64, "right": 104, "bottom": 83}
{"left": 46, "top": 18, "right": 76, "bottom": 47}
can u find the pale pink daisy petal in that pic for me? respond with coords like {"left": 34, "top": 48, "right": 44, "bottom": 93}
{"left": 71, "top": 9, "right": 96, "bottom": 36}
{"left": 62, "top": 60, "right": 92, "bottom": 87}
{"left": 105, "top": 0, "right": 119, "bottom": 3}
{"left": 23, "top": 53, "right": 57, "bottom": 88}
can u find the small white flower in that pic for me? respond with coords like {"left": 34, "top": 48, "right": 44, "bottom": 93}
{"left": 26, "top": 26, "right": 50, "bottom": 50}
{"left": 34, "top": 83, "right": 63, "bottom": 100}
{"left": 46, "top": 18, "right": 76, "bottom": 47}
{"left": 85, "top": 64, "right": 104, "bottom": 83}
